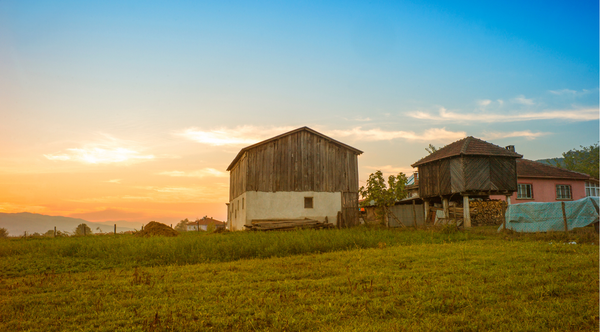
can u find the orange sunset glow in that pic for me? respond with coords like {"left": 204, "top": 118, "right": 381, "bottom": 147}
{"left": 1, "top": 0, "right": 597, "bottom": 232}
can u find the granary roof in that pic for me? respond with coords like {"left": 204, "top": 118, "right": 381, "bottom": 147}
{"left": 227, "top": 126, "right": 363, "bottom": 171}
{"left": 516, "top": 159, "right": 591, "bottom": 180}
{"left": 411, "top": 136, "right": 523, "bottom": 167}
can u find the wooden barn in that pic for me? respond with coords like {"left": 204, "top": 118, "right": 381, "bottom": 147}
{"left": 411, "top": 136, "right": 522, "bottom": 227}
{"left": 226, "top": 127, "right": 363, "bottom": 231}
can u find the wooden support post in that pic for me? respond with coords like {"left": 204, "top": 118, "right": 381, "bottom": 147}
{"left": 561, "top": 201, "right": 568, "bottom": 232}
{"left": 506, "top": 195, "right": 511, "bottom": 205}
{"left": 424, "top": 200, "right": 430, "bottom": 224}
{"left": 54, "top": 226, "right": 56, "bottom": 237}
{"left": 442, "top": 198, "right": 449, "bottom": 218}
{"left": 463, "top": 195, "right": 472, "bottom": 228}
{"left": 412, "top": 200, "right": 417, "bottom": 228}
{"left": 453, "top": 205, "right": 456, "bottom": 225}
{"left": 114, "top": 224, "right": 116, "bottom": 235}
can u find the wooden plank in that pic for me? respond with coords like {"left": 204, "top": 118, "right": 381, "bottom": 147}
{"left": 465, "top": 156, "right": 491, "bottom": 191}
{"left": 450, "top": 158, "right": 464, "bottom": 193}
{"left": 412, "top": 200, "right": 417, "bottom": 228}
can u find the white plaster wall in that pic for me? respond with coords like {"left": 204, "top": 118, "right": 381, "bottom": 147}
{"left": 247, "top": 191, "right": 341, "bottom": 227}
{"left": 229, "top": 191, "right": 342, "bottom": 231}
{"left": 229, "top": 193, "right": 248, "bottom": 231}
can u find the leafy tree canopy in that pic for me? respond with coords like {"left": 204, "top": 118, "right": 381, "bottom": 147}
{"left": 555, "top": 143, "right": 599, "bottom": 179}
{"left": 0, "top": 227, "right": 8, "bottom": 238}
{"left": 425, "top": 144, "right": 439, "bottom": 154}
{"left": 175, "top": 219, "right": 189, "bottom": 232}
{"left": 74, "top": 223, "right": 93, "bottom": 236}
{"left": 359, "top": 171, "right": 409, "bottom": 207}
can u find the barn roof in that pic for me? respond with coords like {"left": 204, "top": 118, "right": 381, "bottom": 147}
{"left": 411, "top": 136, "right": 523, "bottom": 167}
{"left": 227, "top": 126, "right": 363, "bottom": 171}
{"left": 516, "top": 159, "right": 591, "bottom": 180}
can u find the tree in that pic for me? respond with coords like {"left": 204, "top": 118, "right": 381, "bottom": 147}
{"left": 555, "top": 143, "right": 599, "bottom": 179}
{"left": 425, "top": 144, "right": 439, "bottom": 154}
{"left": 175, "top": 219, "right": 189, "bottom": 232}
{"left": 0, "top": 228, "right": 8, "bottom": 238}
{"left": 74, "top": 223, "right": 93, "bottom": 236}
{"left": 359, "top": 171, "right": 409, "bottom": 223}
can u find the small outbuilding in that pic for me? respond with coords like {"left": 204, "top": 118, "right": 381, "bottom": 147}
{"left": 226, "top": 127, "right": 363, "bottom": 230}
{"left": 411, "top": 136, "right": 522, "bottom": 227}
{"left": 187, "top": 216, "right": 226, "bottom": 231}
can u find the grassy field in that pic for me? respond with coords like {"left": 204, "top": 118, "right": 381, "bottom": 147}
{"left": 0, "top": 226, "right": 598, "bottom": 331}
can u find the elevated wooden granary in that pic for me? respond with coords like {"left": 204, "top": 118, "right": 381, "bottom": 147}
{"left": 411, "top": 136, "right": 522, "bottom": 227}
{"left": 226, "top": 127, "right": 363, "bottom": 231}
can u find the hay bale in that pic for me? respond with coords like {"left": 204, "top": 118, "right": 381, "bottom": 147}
{"left": 135, "top": 221, "right": 179, "bottom": 237}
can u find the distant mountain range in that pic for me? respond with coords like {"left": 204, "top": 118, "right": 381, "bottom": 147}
{"left": 0, "top": 212, "right": 137, "bottom": 236}
{"left": 536, "top": 157, "right": 565, "bottom": 167}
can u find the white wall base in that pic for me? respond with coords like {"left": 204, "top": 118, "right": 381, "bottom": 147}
{"left": 228, "top": 191, "right": 342, "bottom": 231}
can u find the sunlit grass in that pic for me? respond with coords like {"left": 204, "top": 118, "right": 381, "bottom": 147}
{"left": 0, "top": 226, "right": 597, "bottom": 331}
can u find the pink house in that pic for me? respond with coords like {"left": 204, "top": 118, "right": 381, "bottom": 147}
{"left": 491, "top": 159, "right": 599, "bottom": 203}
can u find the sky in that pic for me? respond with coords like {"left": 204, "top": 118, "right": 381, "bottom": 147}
{"left": 1, "top": 0, "right": 598, "bottom": 227}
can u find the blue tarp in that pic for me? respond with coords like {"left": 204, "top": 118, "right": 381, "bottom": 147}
{"left": 498, "top": 196, "right": 599, "bottom": 232}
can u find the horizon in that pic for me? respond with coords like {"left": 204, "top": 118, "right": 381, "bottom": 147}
{"left": 1, "top": 1, "right": 598, "bottom": 224}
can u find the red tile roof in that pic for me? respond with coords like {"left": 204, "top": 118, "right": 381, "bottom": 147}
{"left": 411, "top": 136, "right": 523, "bottom": 167}
{"left": 517, "top": 159, "right": 591, "bottom": 180}
{"left": 187, "top": 217, "right": 226, "bottom": 226}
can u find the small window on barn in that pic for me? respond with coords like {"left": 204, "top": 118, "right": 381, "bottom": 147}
{"left": 304, "top": 197, "right": 313, "bottom": 209}
{"left": 556, "top": 185, "right": 572, "bottom": 200}
{"left": 242, "top": 198, "right": 244, "bottom": 209}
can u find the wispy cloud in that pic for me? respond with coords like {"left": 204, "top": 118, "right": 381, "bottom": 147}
{"left": 157, "top": 168, "right": 228, "bottom": 178}
{"left": 477, "top": 99, "right": 492, "bottom": 106}
{"left": 176, "top": 126, "right": 295, "bottom": 146}
{"left": 513, "top": 95, "right": 535, "bottom": 105}
{"left": 106, "top": 179, "right": 122, "bottom": 184}
{"left": 482, "top": 130, "right": 550, "bottom": 140}
{"left": 410, "top": 107, "right": 598, "bottom": 123}
{"left": 44, "top": 134, "right": 155, "bottom": 165}
{"left": 549, "top": 88, "right": 593, "bottom": 96}
{"left": 45, "top": 147, "right": 154, "bottom": 164}
{"left": 330, "top": 127, "right": 466, "bottom": 142}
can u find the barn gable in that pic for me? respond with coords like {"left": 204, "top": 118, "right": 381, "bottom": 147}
{"left": 226, "top": 127, "right": 362, "bottom": 230}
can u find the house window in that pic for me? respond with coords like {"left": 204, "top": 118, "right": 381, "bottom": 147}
{"left": 556, "top": 185, "right": 572, "bottom": 200}
{"left": 517, "top": 184, "right": 533, "bottom": 199}
{"left": 242, "top": 198, "right": 245, "bottom": 209}
{"left": 585, "top": 182, "right": 599, "bottom": 197}
{"left": 304, "top": 197, "right": 313, "bottom": 209}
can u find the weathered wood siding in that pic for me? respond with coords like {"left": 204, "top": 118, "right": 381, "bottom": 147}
{"left": 450, "top": 158, "right": 465, "bottom": 193}
{"left": 229, "top": 130, "right": 360, "bottom": 202}
{"left": 418, "top": 156, "right": 518, "bottom": 198}
{"left": 489, "top": 157, "right": 517, "bottom": 192}
{"left": 464, "top": 156, "right": 491, "bottom": 191}
{"left": 342, "top": 192, "right": 359, "bottom": 227}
